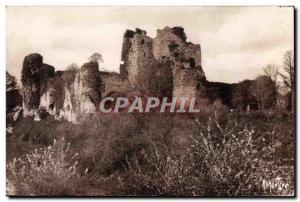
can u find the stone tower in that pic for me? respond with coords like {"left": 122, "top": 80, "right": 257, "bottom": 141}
{"left": 153, "top": 26, "right": 205, "bottom": 98}
{"left": 120, "top": 26, "right": 206, "bottom": 98}
{"left": 120, "top": 28, "right": 155, "bottom": 93}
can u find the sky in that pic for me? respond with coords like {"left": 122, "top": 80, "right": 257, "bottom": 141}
{"left": 6, "top": 6, "right": 294, "bottom": 83}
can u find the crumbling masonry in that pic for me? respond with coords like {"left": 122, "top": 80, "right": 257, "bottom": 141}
{"left": 120, "top": 27, "right": 206, "bottom": 98}
{"left": 19, "top": 26, "right": 264, "bottom": 122}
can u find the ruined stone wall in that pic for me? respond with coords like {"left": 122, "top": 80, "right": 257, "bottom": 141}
{"left": 100, "top": 72, "right": 129, "bottom": 96}
{"left": 21, "top": 53, "right": 54, "bottom": 114}
{"left": 19, "top": 26, "right": 263, "bottom": 123}
{"left": 153, "top": 27, "right": 187, "bottom": 60}
{"left": 120, "top": 26, "right": 205, "bottom": 98}
{"left": 76, "top": 61, "right": 102, "bottom": 113}
{"left": 152, "top": 27, "right": 205, "bottom": 98}
{"left": 153, "top": 27, "right": 201, "bottom": 67}
{"left": 39, "top": 88, "right": 55, "bottom": 114}
{"left": 120, "top": 28, "right": 155, "bottom": 92}
{"left": 118, "top": 26, "right": 261, "bottom": 109}
{"left": 173, "top": 68, "right": 203, "bottom": 98}
{"left": 197, "top": 79, "right": 262, "bottom": 110}
{"left": 22, "top": 54, "right": 104, "bottom": 122}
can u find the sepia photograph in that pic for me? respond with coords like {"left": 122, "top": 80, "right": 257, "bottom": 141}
{"left": 6, "top": 6, "right": 295, "bottom": 197}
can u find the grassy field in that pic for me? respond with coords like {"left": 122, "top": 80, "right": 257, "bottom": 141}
{"left": 6, "top": 109, "right": 294, "bottom": 196}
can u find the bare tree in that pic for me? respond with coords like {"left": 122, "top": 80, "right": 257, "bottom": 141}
{"left": 263, "top": 64, "right": 281, "bottom": 109}
{"left": 252, "top": 75, "right": 277, "bottom": 110}
{"left": 263, "top": 64, "right": 279, "bottom": 84}
{"left": 280, "top": 50, "right": 294, "bottom": 110}
{"left": 280, "top": 51, "right": 294, "bottom": 91}
{"left": 89, "top": 52, "right": 104, "bottom": 63}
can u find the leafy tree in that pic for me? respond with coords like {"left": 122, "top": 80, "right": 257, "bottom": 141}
{"left": 66, "top": 63, "right": 79, "bottom": 72}
{"left": 89, "top": 53, "right": 104, "bottom": 63}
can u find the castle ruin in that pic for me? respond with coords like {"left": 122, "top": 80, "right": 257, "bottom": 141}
{"left": 120, "top": 27, "right": 206, "bottom": 98}
{"left": 17, "top": 26, "right": 271, "bottom": 122}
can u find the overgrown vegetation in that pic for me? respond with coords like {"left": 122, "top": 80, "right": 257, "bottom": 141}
{"left": 7, "top": 137, "right": 84, "bottom": 196}
{"left": 7, "top": 109, "right": 294, "bottom": 196}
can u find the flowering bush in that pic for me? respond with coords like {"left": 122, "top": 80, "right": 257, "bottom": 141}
{"left": 7, "top": 110, "right": 294, "bottom": 196}
{"left": 188, "top": 114, "right": 268, "bottom": 195}
{"left": 122, "top": 146, "right": 203, "bottom": 196}
{"left": 7, "top": 137, "right": 85, "bottom": 196}
{"left": 120, "top": 112, "right": 294, "bottom": 196}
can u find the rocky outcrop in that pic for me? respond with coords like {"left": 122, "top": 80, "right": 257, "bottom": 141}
{"left": 21, "top": 54, "right": 104, "bottom": 122}
{"left": 39, "top": 88, "right": 55, "bottom": 114}
{"left": 74, "top": 61, "right": 102, "bottom": 114}
{"left": 21, "top": 53, "right": 55, "bottom": 115}
{"left": 49, "top": 62, "right": 102, "bottom": 122}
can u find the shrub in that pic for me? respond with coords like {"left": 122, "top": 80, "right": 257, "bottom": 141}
{"left": 7, "top": 137, "right": 85, "bottom": 196}
{"left": 7, "top": 110, "right": 294, "bottom": 196}
{"left": 118, "top": 112, "right": 294, "bottom": 196}
{"left": 189, "top": 112, "right": 293, "bottom": 196}
{"left": 121, "top": 146, "right": 204, "bottom": 196}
